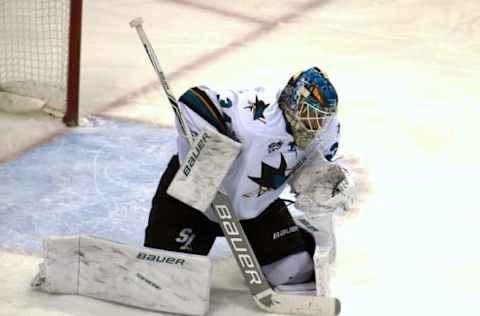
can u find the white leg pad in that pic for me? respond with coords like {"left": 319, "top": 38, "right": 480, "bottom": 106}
{"left": 32, "top": 235, "right": 212, "bottom": 316}
{"left": 313, "top": 249, "right": 331, "bottom": 297}
{"left": 167, "top": 126, "right": 241, "bottom": 212}
{"left": 294, "top": 214, "right": 335, "bottom": 297}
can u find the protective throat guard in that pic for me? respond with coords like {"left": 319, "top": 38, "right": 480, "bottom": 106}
{"left": 167, "top": 126, "right": 241, "bottom": 212}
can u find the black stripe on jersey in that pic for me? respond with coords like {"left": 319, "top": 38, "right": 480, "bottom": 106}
{"left": 179, "top": 87, "right": 228, "bottom": 135}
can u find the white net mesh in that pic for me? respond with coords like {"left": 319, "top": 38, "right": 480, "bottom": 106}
{"left": 0, "top": 0, "right": 70, "bottom": 114}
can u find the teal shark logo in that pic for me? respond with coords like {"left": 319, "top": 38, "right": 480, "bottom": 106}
{"left": 245, "top": 96, "right": 269, "bottom": 123}
{"left": 217, "top": 95, "right": 233, "bottom": 108}
{"left": 248, "top": 154, "right": 288, "bottom": 196}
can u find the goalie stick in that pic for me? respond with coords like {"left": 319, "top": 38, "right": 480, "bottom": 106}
{"left": 129, "top": 17, "right": 340, "bottom": 316}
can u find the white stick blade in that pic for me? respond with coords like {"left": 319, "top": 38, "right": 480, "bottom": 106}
{"left": 255, "top": 290, "right": 340, "bottom": 316}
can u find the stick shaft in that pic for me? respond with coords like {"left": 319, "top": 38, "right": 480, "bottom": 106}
{"left": 130, "top": 21, "right": 194, "bottom": 145}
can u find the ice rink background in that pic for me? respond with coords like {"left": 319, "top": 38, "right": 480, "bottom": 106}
{"left": 1, "top": 0, "right": 480, "bottom": 315}
{"left": 0, "top": 117, "right": 177, "bottom": 252}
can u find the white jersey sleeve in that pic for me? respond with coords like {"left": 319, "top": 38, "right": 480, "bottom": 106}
{"left": 175, "top": 86, "right": 231, "bottom": 162}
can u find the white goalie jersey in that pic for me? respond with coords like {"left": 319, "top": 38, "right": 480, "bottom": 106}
{"left": 175, "top": 85, "right": 341, "bottom": 221}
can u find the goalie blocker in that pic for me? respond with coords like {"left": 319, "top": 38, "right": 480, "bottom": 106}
{"left": 167, "top": 125, "right": 242, "bottom": 213}
{"left": 31, "top": 235, "right": 212, "bottom": 316}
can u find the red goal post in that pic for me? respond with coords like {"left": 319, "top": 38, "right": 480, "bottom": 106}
{"left": 0, "top": 0, "right": 83, "bottom": 126}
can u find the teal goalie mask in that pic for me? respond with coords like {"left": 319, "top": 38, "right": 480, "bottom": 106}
{"left": 279, "top": 67, "right": 338, "bottom": 148}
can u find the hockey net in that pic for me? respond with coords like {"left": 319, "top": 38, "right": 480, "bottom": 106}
{"left": 0, "top": 0, "right": 82, "bottom": 126}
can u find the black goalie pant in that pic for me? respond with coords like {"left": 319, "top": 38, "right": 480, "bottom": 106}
{"left": 144, "top": 155, "right": 314, "bottom": 266}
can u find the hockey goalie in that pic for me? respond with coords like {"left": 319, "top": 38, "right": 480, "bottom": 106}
{"left": 147, "top": 67, "right": 356, "bottom": 299}
{"left": 32, "top": 65, "right": 355, "bottom": 316}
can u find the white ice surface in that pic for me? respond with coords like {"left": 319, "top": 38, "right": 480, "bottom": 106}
{"left": 1, "top": 0, "right": 480, "bottom": 315}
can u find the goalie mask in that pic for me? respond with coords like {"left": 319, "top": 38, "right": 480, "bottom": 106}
{"left": 279, "top": 67, "right": 338, "bottom": 148}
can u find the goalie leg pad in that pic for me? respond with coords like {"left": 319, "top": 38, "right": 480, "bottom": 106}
{"left": 295, "top": 215, "right": 335, "bottom": 297}
{"left": 167, "top": 126, "right": 241, "bottom": 212}
{"left": 32, "top": 235, "right": 212, "bottom": 316}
